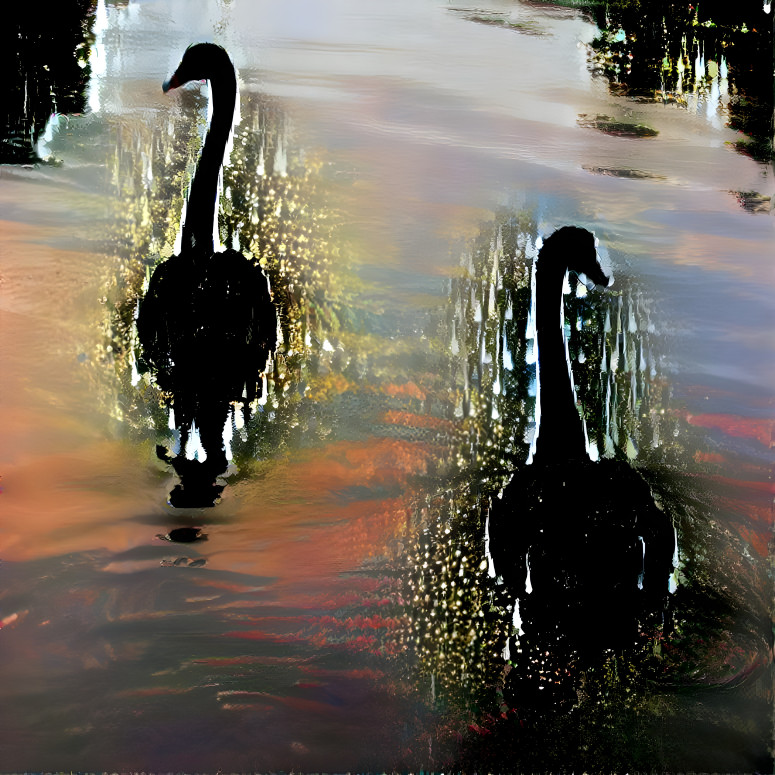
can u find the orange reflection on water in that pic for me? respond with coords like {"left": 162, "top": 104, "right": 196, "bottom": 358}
{"left": 687, "top": 412, "right": 774, "bottom": 447}
{"left": 202, "top": 437, "right": 431, "bottom": 584}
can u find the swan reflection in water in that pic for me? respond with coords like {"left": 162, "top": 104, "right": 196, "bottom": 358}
{"left": 137, "top": 44, "right": 277, "bottom": 507}
{"left": 487, "top": 226, "right": 676, "bottom": 708}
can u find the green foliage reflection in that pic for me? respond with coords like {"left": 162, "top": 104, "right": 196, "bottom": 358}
{"left": 589, "top": 1, "right": 773, "bottom": 161}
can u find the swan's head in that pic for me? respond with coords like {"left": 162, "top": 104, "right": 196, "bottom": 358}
{"left": 539, "top": 226, "right": 611, "bottom": 288}
{"left": 163, "top": 43, "right": 233, "bottom": 93}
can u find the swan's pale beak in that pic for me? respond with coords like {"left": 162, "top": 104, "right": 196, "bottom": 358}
{"left": 581, "top": 264, "right": 612, "bottom": 290}
{"left": 162, "top": 73, "right": 181, "bottom": 93}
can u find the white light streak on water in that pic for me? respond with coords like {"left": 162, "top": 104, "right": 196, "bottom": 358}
{"left": 274, "top": 133, "right": 287, "bottom": 177}
{"left": 669, "top": 526, "right": 681, "bottom": 594}
{"left": 223, "top": 413, "right": 233, "bottom": 461}
{"left": 87, "top": 0, "right": 109, "bottom": 113}
{"left": 234, "top": 404, "right": 245, "bottom": 430}
{"left": 502, "top": 333, "right": 513, "bottom": 370}
{"left": 513, "top": 597, "right": 524, "bottom": 635}
{"left": 130, "top": 357, "right": 141, "bottom": 387}
{"left": 185, "top": 423, "right": 207, "bottom": 461}
{"left": 35, "top": 113, "right": 61, "bottom": 159}
{"left": 673, "top": 527, "right": 680, "bottom": 568}
{"left": 484, "top": 514, "right": 497, "bottom": 579}
{"left": 256, "top": 373, "right": 269, "bottom": 406}
{"left": 695, "top": 45, "right": 705, "bottom": 82}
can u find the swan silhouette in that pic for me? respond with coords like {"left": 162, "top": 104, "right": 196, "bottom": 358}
{"left": 488, "top": 226, "right": 674, "bottom": 697}
{"left": 137, "top": 43, "right": 277, "bottom": 507}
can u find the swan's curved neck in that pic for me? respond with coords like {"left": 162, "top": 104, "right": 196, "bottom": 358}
{"left": 534, "top": 253, "right": 588, "bottom": 463}
{"left": 182, "top": 65, "right": 236, "bottom": 255}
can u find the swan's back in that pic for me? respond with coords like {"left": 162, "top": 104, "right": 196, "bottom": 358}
{"left": 137, "top": 248, "right": 276, "bottom": 403}
{"left": 490, "top": 457, "right": 674, "bottom": 651}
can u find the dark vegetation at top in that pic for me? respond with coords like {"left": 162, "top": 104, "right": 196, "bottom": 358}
{"left": 1, "top": 1, "right": 96, "bottom": 163}
{"left": 588, "top": 0, "right": 774, "bottom": 161}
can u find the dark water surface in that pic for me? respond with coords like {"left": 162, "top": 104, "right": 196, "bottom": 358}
{"left": 0, "top": 0, "right": 772, "bottom": 771}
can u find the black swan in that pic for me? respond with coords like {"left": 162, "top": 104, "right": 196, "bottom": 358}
{"left": 137, "top": 43, "right": 277, "bottom": 507}
{"left": 487, "top": 226, "right": 675, "bottom": 699}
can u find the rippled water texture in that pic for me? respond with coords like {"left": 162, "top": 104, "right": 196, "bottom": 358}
{"left": 0, "top": 0, "right": 773, "bottom": 771}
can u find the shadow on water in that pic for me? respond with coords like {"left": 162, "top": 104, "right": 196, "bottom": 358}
{"left": 1, "top": 1, "right": 96, "bottom": 164}
{"left": 395, "top": 211, "right": 773, "bottom": 772}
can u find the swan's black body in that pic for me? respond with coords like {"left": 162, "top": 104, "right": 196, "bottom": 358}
{"left": 488, "top": 227, "right": 674, "bottom": 701}
{"left": 137, "top": 43, "right": 276, "bottom": 507}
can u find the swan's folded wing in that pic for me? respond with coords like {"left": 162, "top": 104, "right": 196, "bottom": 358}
{"left": 136, "top": 257, "right": 179, "bottom": 385}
